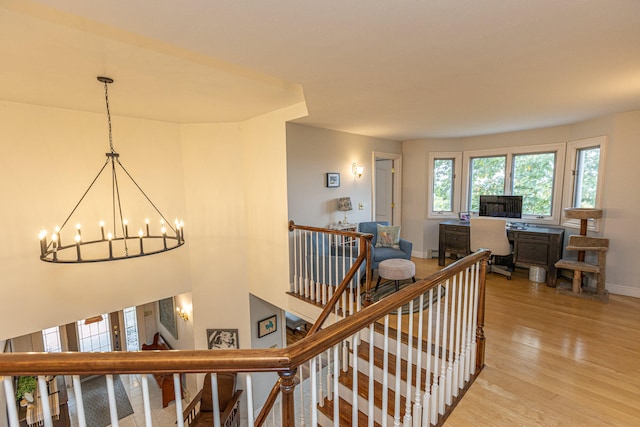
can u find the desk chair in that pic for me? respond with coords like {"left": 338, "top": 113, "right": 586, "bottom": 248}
{"left": 470, "top": 218, "right": 512, "bottom": 279}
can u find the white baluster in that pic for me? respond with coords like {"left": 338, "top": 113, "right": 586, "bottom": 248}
{"left": 210, "top": 373, "right": 221, "bottom": 427}
{"left": 431, "top": 285, "right": 441, "bottom": 425}
{"left": 382, "top": 315, "right": 390, "bottom": 427}
{"left": 3, "top": 376, "right": 19, "bottom": 427}
{"left": 404, "top": 300, "right": 414, "bottom": 427}
{"left": 423, "top": 288, "right": 433, "bottom": 427}
{"left": 105, "top": 375, "right": 119, "bottom": 427}
{"left": 333, "top": 344, "right": 340, "bottom": 427}
{"left": 368, "top": 324, "right": 375, "bottom": 427}
{"left": 311, "top": 357, "right": 318, "bottom": 426}
{"left": 394, "top": 308, "right": 402, "bottom": 426}
{"left": 453, "top": 271, "right": 464, "bottom": 397}
{"left": 72, "top": 375, "right": 87, "bottom": 427}
{"left": 470, "top": 262, "right": 480, "bottom": 376}
{"left": 446, "top": 276, "right": 457, "bottom": 405}
{"left": 326, "top": 348, "right": 332, "bottom": 402}
{"left": 140, "top": 375, "right": 152, "bottom": 427}
{"left": 351, "top": 334, "right": 359, "bottom": 425}
{"left": 439, "top": 281, "right": 449, "bottom": 415}
{"left": 246, "top": 374, "right": 254, "bottom": 426}
{"left": 299, "top": 361, "right": 305, "bottom": 427}
{"left": 173, "top": 374, "right": 184, "bottom": 427}
{"left": 413, "top": 294, "right": 425, "bottom": 427}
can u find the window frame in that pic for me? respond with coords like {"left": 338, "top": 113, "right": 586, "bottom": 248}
{"left": 461, "top": 143, "right": 566, "bottom": 224}
{"left": 427, "top": 151, "right": 462, "bottom": 219}
{"left": 561, "top": 136, "right": 607, "bottom": 232}
{"left": 42, "top": 326, "right": 62, "bottom": 353}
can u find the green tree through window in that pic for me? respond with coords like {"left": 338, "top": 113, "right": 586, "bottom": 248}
{"left": 433, "top": 158, "right": 454, "bottom": 211}
{"left": 513, "top": 152, "right": 556, "bottom": 216}
{"left": 469, "top": 156, "right": 505, "bottom": 211}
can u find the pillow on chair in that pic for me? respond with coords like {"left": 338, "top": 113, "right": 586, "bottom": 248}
{"left": 375, "top": 224, "right": 401, "bottom": 249}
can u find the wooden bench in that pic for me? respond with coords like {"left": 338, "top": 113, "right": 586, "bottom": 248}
{"left": 141, "top": 332, "right": 183, "bottom": 408}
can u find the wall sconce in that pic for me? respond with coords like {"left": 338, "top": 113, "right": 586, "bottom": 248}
{"left": 176, "top": 306, "right": 190, "bottom": 321}
{"left": 352, "top": 163, "right": 364, "bottom": 178}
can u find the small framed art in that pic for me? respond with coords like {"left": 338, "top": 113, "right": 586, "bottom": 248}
{"left": 458, "top": 212, "right": 470, "bottom": 221}
{"left": 207, "top": 329, "right": 239, "bottom": 349}
{"left": 326, "top": 172, "right": 340, "bottom": 188}
{"left": 258, "top": 315, "right": 278, "bottom": 338}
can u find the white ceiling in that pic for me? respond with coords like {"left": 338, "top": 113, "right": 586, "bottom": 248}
{"left": 2, "top": 0, "right": 640, "bottom": 140}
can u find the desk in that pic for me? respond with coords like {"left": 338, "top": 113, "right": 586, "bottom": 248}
{"left": 438, "top": 220, "right": 565, "bottom": 287}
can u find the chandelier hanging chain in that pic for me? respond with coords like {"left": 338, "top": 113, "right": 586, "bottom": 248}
{"left": 101, "top": 77, "right": 116, "bottom": 154}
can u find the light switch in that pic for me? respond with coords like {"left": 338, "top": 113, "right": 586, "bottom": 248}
{"left": 358, "top": 202, "right": 364, "bottom": 210}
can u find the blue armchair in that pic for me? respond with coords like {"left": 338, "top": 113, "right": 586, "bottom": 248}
{"left": 358, "top": 221, "right": 413, "bottom": 271}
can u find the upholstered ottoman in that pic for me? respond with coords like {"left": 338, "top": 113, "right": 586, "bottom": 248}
{"left": 376, "top": 258, "right": 416, "bottom": 292}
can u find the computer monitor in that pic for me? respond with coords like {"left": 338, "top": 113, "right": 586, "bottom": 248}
{"left": 478, "top": 195, "right": 523, "bottom": 219}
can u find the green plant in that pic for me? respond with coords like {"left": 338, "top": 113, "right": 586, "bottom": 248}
{"left": 16, "top": 376, "right": 37, "bottom": 401}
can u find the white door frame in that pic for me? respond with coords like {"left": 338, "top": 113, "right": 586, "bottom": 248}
{"left": 371, "top": 151, "right": 402, "bottom": 225}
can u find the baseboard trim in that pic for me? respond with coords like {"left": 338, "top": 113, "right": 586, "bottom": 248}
{"left": 606, "top": 283, "right": 640, "bottom": 298}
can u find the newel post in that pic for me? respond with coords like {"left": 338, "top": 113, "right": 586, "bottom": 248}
{"left": 279, "top": 368, "right": 297, "bottom": 426}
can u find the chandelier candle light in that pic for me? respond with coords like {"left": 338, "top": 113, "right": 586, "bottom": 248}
{"left": 38, "top": 76, "right": 185, "bottom": 263}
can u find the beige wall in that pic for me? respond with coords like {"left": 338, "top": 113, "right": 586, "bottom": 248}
{"left": 402, "top": 111, "right": 640, "bottom": 296}
{"left": 286, "top": 123, "right": 402, "bottom": 228}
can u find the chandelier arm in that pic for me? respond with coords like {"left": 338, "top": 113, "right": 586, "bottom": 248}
{"left": 115, "top": 158, "right": 177, "bottom": 233}
{"left": 55, "top": 158, "right": 111, "bottom": 237}
{"left": 110, "top": 158, "right": 129, "bottom": 256}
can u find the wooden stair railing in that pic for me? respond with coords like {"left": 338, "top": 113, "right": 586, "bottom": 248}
{"left": 1, "top": 242, "right": 489, "bottom": 427}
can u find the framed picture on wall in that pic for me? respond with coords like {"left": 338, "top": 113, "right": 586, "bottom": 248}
{"left": 207, "top": 329, "right": 239, "bottom": 350}
{"left": 326, "top": 172, "right": 340, "bottom": 188}
{"left": 258, "top": 315, "right": 277, "bottom": 338}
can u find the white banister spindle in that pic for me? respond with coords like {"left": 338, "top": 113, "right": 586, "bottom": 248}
{"left": 3, "top": 376, "right": 19, "bottom": 427}
{"left": 72, "top": 375, "right": 87, "bottom": 427}
{"left": 382, "top": 315, "right": 390, "bottom": 427}
{"left": 431, "top": 285, "right": 441, "bottom": 426}
{"left": 446, "top": 276, "right": 457, "bottom": 405}
{"left": 311, "top": 357, "right": 318, "bottom": 426}
{"left": 453, "top": 271, "right": 463, "bottom": 398}
{"left": 404, "top": 300, "right": 414, "bottom": 427}
{"left": 439, "top": 282, "right": 449, "bottom": 415}
{"left": 413, "top": 293, "right": 425, "bottom": 427}
{"left": 105, "top": 375, "right": 119, "bottom": 427}
{"left": 470, "top": 263, "right": 480, "bottom": 375}
{"left": 293, "top": 229, "right": 298, "bottom": 293}
{"left": 333, "top": 344, "right": 340, "bottom": 427}
{"left": 318, "top": 351, "right": 325, "bottom": 407}
{"left": 326, "top": 348, "right": 333, "bottom": 402}
{"left": 140, "top": 375, "right": 152, "bottom": 427}
{"left": 394, "top": 308, "right": 402, "bottom": 426}
{"left": 368, "top": 324, "right": 375, "bottom": 427}
{"left": 351, "top": 334, "right": 359, "bottom": 425}
{"left": 173, "top": 374, "right": 184, "bottom": 427}
{"left": 463, "top": 266, "right": 472, "bottom": 382}
{"left": 246, "top": 374, "right": 254, "bottom": 426}
{"left": 210, "top": 373, "right": 221, "bottom": 427}
{"left": 299, "top": 361, "right": 305, "bottom": 427}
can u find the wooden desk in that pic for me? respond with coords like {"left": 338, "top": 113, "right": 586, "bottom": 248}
{"left": 438, "top": 220, "right": 565, "bottom": 287}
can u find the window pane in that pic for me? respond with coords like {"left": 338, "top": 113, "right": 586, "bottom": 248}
{"left": 432, "top": 158, "right": 454, "bottom": 212}
{"left": 574, "top": 147, "right": 600, "bottom": 208}
{"left": 123, "top": 306, "right": 140, "bottom": 352}
{"left": 77, "top": 314, "right": 111, "bottom": 352}
{"left": 42, "top": 327, "right": 62, "bottom": 353}
{"left": 513, "top": 152, "right": 556, "bottom": 216}
{"left": 469, "top": 156, "right": 506, "bottom": 211}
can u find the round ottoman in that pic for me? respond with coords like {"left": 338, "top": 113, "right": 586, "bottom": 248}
{"left": 376, "top": 259, "right": 416, "bottom": 292}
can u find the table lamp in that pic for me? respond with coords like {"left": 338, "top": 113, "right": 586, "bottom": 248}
{"left": 338, "top": 197, "right": 353, "bottom": 223}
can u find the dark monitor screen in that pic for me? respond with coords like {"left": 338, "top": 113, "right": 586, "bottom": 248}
{"left": 479, "top": 195, "right": 523, "bottom": 218}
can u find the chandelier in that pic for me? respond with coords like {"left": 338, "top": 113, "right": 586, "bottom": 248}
{"left": 38, "top": 76, "right": 185, "bottom": 263}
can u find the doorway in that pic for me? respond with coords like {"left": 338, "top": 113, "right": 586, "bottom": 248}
{"left": 372, "top": 152, "right": 402, "bottom": 225}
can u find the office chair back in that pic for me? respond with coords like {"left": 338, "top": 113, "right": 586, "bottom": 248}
{"left": 470, "top": 217, "right": 511, "bottom": 256}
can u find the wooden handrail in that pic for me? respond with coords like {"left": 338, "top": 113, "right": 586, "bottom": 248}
{"left": 254, "top": 377, "right": 283, "bottom": 426}
{"left": 0, "top": 249, "right": 489, "bottom": 377}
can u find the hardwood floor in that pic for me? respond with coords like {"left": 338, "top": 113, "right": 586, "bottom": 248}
{"left": 410, "top": 257, "right": 640, "bottom": 426}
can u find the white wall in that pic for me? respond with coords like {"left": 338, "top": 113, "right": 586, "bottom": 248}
{"left": 286, "top": 123, "right": 402, "bottom": 228}
{"left": 0, "top": 101, "right": 191, "bottom": 341}
{"left": 402, "top": 111, "right": 640, "bottom": 296}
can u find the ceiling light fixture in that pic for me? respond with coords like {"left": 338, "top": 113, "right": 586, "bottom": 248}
{"left": 38, "top": 76, "right": 185, "bottom": 263}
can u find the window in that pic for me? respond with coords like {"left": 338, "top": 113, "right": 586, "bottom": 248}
{"left": 468, "top": 156, "right": 506, "bottom": 212}
{"left": 512, "top": 152, "right": 556, "bottom": 216}
{"left": 42, "top": 327, "right": 62, "bottom": 353}
{"left": 123, "top": 306, "right": 139, "bottom": 352}
{"left": 562, "top": 136, "right": 607, "bottom": 230}
{"left": 462, "top": 143, "right": 565, "bottom": 223}
{"left": 77, "top": 314, "right": 111, "bottom": 352}
{"left": 427, "top": 152, "right": 462, "bottom": 218}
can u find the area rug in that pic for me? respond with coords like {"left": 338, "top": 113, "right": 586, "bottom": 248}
{"left": 363, "top": 279, "right": 447, "bottom": 314}
{"left": 81, "top": 375, "right": 134, "bottom": 427}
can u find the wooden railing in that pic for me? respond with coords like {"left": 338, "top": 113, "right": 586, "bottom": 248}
{"left": 1, "top": 224, "right": 489, "bottom": 427}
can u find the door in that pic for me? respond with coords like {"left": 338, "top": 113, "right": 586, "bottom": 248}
{"left": 375, "top": 159, "right": 394, "bottom": 223}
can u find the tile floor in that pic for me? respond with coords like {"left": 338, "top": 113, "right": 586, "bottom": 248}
{"left": 66, "top": 374, "right": 189, "bottom": 427}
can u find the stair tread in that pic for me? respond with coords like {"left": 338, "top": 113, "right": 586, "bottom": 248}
{"left": 357, "top": 340, "right": 434, "bottom": 387}
{"left": 318, "top": 395, "right": 382, "bottom": 427}
{"left": 339, "top": 364, "right": 409, "bottom": 415}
